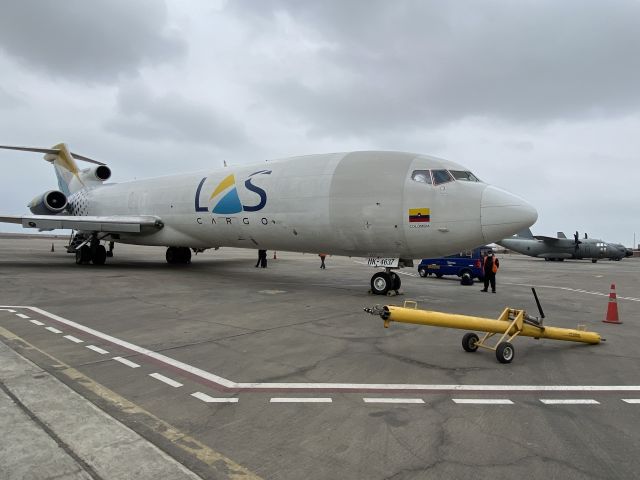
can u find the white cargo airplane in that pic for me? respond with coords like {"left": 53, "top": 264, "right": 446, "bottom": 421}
{"left": 0, "top": 144, "right": 537, "bottom": 295}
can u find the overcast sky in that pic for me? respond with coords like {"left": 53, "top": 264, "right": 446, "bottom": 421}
{"left": 0, "top": 0, "right": 638, "bottom": 245}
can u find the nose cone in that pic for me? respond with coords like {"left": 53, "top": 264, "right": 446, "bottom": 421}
{"left": 481, "top": 186, "right": 537, "bottom": 243}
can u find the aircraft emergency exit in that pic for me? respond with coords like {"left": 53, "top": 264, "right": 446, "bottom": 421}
{"left": 0, "top": 144, "right": 537, "bottom": 294}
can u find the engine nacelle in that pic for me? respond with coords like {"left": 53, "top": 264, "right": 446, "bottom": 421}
{"left": 28, "top": 190, "right": 68, "bottom": 215}
{"left": 79, "top": 165, "right": 111, "bottom": 183}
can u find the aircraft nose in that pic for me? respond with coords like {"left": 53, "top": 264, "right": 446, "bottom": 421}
{"left": 481, "top": 186, "right": 537, "bottom": 243}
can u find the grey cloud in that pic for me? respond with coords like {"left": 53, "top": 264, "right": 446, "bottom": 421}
{"left": 0, "top": 0, "right": 185, "bottom": 83}
{"left": 0, "top": 86, "right": 23, "bottom": 109}
{"left": 229, "top": 0, "right": 640, "bottom": 135}
{"left": 104, "top": 85, "right": 247, "bottom": 148}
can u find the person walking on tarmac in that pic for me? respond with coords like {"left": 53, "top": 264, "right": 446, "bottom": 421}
{"left": 319, "top": 253, "right": 327, "bottom": 269}
{"left": 481, "top": 251, "right": 499, "bottom": 293}
{"left": 256, "top": 249, "right": 267, "bottom": 268}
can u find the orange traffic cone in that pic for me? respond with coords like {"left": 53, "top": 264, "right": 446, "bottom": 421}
{"left": 603, "top": 283, "right": 622, "bottom": 324}
{"left": 273, "top": 251, "right": 277, "bottom": 260}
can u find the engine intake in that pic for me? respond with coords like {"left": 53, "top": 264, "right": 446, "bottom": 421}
{"left": 28, "top": 190, "right": 68, "bottom": 215}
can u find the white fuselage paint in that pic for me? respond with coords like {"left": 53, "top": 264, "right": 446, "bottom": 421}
{"left": 69, "top": 151, "right": 536, "bottom": 258}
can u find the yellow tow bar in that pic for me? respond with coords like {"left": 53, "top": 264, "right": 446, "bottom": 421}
{"left": 365, "top": 301, "right": 602, "bottom": 364}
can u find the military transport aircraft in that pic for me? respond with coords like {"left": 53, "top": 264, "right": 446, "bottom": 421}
{"left": 0, "top": 144, "right": 537, "bottom": 294}
{"left": 498, "top": 229, "right": 624, "bottom": 263}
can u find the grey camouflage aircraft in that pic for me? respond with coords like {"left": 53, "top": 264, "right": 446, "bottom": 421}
{"left": 498, "top": 229, "right": 625, "bottom": 263}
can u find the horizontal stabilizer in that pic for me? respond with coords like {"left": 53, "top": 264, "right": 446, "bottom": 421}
{"left": 0, "top": 214, "right": 163, "bottom": 233}
{"left": 0, "top": 145, "right": 105, "bottom": 165}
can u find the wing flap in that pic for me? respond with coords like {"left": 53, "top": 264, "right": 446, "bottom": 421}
{"left": 0, "top": 215, "right": 163, "bottom": 233}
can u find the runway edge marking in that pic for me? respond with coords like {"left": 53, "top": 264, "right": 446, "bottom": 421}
{"left": 0, "top": 323, "right": 263, "bottom": 480}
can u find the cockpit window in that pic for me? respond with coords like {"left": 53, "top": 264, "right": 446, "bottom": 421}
{"left": 431, "top": 169, "right": 454, "bottom": 185}
{"left": 411, "top": 170, "right": 432, "bottom": 184}
{"left": 450, "top": 170, "right": 481, "bottom": 182}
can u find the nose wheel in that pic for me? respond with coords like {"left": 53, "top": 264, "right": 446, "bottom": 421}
{"left": 370, "top": 270, "right": 401, "bottom": 295}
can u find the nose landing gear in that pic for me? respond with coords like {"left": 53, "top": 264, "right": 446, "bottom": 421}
{"left": 370, "top": 268, "right": 402, "bottom": 296}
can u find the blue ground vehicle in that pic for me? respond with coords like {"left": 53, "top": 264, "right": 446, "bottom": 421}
{"left": 417, "top": 246, "right": 493, "bottom": 283}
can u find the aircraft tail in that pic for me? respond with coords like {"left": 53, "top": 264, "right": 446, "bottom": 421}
{"left": 0, "top": 143, "right": 105, "bottom": 195}
{"left": 515, "top": 228, "right": 534, "bottom": 238}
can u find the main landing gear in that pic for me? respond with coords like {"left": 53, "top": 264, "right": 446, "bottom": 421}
{"left": 166, "top": 247, "right": 192, "bottom": 264}
{"left": 370, "top": 268, "right": 402, "bottom": 296}
{"left": 75, "top": 234, "right": 107, "bottom": 265}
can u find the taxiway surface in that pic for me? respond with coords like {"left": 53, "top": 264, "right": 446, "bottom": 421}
{"left": 1, "top": 236, "right": 639, "bottom": 479}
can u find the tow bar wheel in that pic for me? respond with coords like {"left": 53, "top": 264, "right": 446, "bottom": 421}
{"left": 461, "top": 332, "right": 479, "bottom": 352}
{"left": 496, "top": 341, "right": 515, "bottom": 364}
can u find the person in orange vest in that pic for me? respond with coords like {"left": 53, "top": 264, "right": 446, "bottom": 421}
{"left": 319, "top": 253, "right": 327, "bottom": 269}
{"left": 480, "top": 251, "right": 499, "bottom": 293}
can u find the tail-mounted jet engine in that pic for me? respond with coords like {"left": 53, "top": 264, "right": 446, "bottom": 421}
{"left": 28, "top": 190, "right": 68, "bottom": 215}
{"left": 79, "top": 165, "right": 111, "bottom": 183}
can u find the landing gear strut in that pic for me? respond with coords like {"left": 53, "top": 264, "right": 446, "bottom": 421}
{"left": 166, "top": 247, "right": 192, "bottom": 264}
{"left": 370, "top": 268, "right": 401, "bottom": 296}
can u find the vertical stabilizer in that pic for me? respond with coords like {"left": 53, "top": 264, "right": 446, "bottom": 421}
{"left": 46, "top": 143, "right": 83, "bottom": 195}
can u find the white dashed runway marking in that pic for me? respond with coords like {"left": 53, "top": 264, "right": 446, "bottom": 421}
{"left": 270, "top": 398, "right": 333, "bottom": 403}
{"left": 29, "top": 319, "right": 45, "bottom": 326}
{"left": 85, "top": 345, "right": 109, "bottom": 355}
{"left": 16, "top": 313, "right": 30, "bottom": 319}
{"left": 363, "top": 398, "right": 425, "bottom": 404}
{"left": 622, "top": 399, "right": 640, "bottom": 404}
{"left": 453, "top": 399, "right": 514, "bottom": 405}
{"left": 540, "top": 399, "right": 600, "bottom": 405}
{"left": 113, "top": 356, "right": 140, "bottom": 368}
{"left": 149, "top": 373, "right": 183, "bottom": 388}
{"left": 63, "top": 335, "right": 83, "bottom": 343}
{"left": 45, "top": 327, "right": 62, "bottom": 334}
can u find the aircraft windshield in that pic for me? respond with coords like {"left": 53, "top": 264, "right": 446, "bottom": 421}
{"left": 411, "top": 170, "right": 432, "bottom": 184}
{"left": 431, "top": 169, "right": 454, "bottom": 185}
{"left": 449, "top": 170, "right": 481, "bottom": 182}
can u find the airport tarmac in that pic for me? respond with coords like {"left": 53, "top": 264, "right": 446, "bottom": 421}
{"left": 1, "top": 235, "right": 639, "bottom": 480}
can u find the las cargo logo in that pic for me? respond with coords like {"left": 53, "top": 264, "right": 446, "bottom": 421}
{"left": 409, "top": 208, "right": 430, "bottom": 228}
{"left": 195, "top": 170, "right": 271, "bottom": 214}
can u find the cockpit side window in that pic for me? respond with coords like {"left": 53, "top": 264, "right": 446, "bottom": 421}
{"left": 411, "top": 170, "right": 432, "bottom": 184}
{"left": 449, "top": 170, "right": 481, "bottom": 182}
{"left": 431, "top": 169, "right": 454, "bottom": 185}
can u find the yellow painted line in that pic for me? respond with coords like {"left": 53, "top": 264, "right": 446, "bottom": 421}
{"left": 0, "top": 325, "right": 262, "bottom": 480}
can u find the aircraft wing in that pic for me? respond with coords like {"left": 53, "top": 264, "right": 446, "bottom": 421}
{"left": 0, "top": 214, "right": 163, "bottom": 233}
{"left": 533, "top": 235, "right": 562, "bottom": 243}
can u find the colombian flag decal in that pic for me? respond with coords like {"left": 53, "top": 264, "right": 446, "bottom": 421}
{"left": 409, "top": 208, "right": 430, "bottom": 223}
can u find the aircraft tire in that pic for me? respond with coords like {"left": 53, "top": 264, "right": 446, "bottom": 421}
{"left": 371, "top": 272, "right": 391, "bottom": 295}
{"left": 166, "top": 247, "right": 178, "bottom": 264}
{"left": 496, "top": 342, "right": 515, "bottom": 364}
{"left": 418, "top": 267, "right": 427, "bottom": 277}
{"left": 391, "top": 272, "right": 401, "bottom": 291}
{"left": 462, "top": 333, "right": 479, "bottom": 352}
{"left": 179, "top": 247, "right": 192, "bottom": 264}
{"left": 592, "top": 259, "right": 597, "bottom": 263}
{"left": 75, "top": 245, "right": 91, "bottom": 265}
{"left": 92, "top": 245, "right": 107, "bottom": 265}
